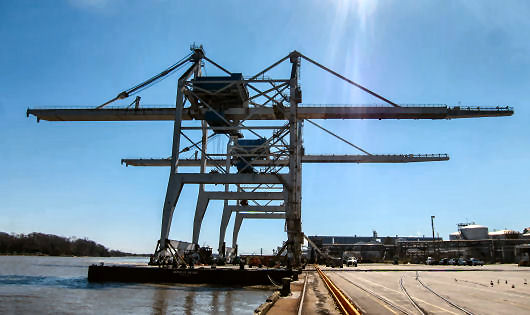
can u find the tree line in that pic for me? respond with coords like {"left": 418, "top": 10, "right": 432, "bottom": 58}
{"left": 0, "top": 232, "right": 136, "bottom": 256}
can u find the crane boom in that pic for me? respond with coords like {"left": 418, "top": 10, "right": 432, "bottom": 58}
{"left": 27, "top": 105, "right": 513, "bottom": 122}
{"left": 120, "top": 154, "right": 449, "bottom": 167}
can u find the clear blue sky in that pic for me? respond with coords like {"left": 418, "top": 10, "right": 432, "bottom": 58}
{"left": 1, "top": 1, "right": 529, "bottom": 254}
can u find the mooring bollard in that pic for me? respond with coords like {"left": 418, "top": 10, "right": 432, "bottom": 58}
{"left": 280, "top": 277, "right": 291, "bottom": 296}
{"left": 292, "top": 272, "right": 299, "bottom": 281}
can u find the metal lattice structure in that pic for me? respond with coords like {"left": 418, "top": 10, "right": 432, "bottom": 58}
{"left": 27, "top": 45, "right": 513, "bottom": 268}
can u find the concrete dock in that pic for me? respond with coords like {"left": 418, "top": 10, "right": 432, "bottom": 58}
{"left": 265, "top": 264, "right": 530, "bottom": 314}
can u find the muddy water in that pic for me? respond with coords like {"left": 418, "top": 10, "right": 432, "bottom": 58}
{"left": 0, "top": 256, "right": 270, "bottom": 314}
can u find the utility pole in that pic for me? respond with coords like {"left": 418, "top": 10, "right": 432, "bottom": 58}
{"left": 431, "top": 215, "right": 436, "bottom": 257}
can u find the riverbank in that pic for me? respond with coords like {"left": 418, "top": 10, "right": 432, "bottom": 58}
{"left": 0, "top": 232, "right": 139, "bottom": 257}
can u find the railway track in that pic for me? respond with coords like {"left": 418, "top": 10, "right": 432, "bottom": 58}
{"left": 335, "top": 272, "right": 417, "bottom": 315}
{"left": 415, "top": 272, "right": 474, "bottom": 315}
{"left": 315, "top": 266, "right": 361, "bottom": 315}
{"left": 297, "top": 270, "right": 308, "bottom": 315}
{"left": 399, "top": 273, "right": 426, "bottom": 315}
{"left": 317, "top": 268, "right": 476, "bottom": 315}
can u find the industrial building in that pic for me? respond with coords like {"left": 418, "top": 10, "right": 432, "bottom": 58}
{"left": 307, "top": 232, "right": 442, "bottom": 263}
{"left": 449, "top": 222, "right": 525, "bottom": 240}
{"left": 308, "top": 223, "right": 530, "bottom": 264}
{"left": 309, "top": 231, "right": 442, "bottom": 246}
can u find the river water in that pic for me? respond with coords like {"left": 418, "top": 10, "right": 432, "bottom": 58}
{"left": 0, "top": 256, "right": 271, "bottom": 314}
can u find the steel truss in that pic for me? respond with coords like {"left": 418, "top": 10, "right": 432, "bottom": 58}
{"left": 26, "top": 46, "right": 514, "bottom": 269}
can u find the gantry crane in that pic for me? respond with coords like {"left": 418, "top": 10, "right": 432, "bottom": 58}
{"left": 27, "top": 45, "right": 513, "bottom": 268}
{"left": 121, "top": 154, "right": 450, "bottom": 258}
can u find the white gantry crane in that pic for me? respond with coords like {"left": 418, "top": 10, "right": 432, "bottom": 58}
{"left": 27, "top": 45, "right": 513, "bottom": 268}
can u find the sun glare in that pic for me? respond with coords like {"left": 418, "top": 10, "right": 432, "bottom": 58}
{"left": 327, "top": 0, "right": 379, "bottom": 104}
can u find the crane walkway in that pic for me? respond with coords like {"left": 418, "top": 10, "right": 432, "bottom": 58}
{"left": 120, "top": 154, "right": 450, "bottom": 167}
{"left": 27, "top": 105, "right": 513, "bottom": 122}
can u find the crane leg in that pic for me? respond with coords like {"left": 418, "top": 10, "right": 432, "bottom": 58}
{"left": 232, "top": 213, "right": 243, "bottom": 249}
{"left": 192, "top": 189, "right": 209, "bottom": 245}
{"left": 219, "top": 203, "right": 232, "bottom": 256}
{"left": 159, "top": 175, "right": 184, "bottom": 252}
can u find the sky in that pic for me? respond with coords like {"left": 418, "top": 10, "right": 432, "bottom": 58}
{"left": 1, "top": 0, "right": 529, "bottom": 254}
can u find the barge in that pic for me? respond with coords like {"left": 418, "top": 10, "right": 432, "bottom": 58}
{"left": 88, "top": 264, "right": 295, "bottom": 285}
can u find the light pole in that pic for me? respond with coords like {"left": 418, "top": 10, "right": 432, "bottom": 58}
{"left": 431, "top": 215, "right": 436, "bottom": 257}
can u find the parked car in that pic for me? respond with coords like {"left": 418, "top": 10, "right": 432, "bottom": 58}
{"left": 457, "top": 258, "right": 467, "bottom": 266}
{"left": 425, "top": 257, "right": 436, "bottom": 265}
{"left": 447, "top": 258, "right": 457, "bottom": 265}
{"left": 346, "top": 257, "right": 358, "bottom": 267}
{"left": 439, "top": 258, "right": 449, "bottom": 265}
{"left": 468, "top": 258, "right": 484, "bottom": 266}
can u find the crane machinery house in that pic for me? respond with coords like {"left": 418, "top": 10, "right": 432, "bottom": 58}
{"left": 232, "top": 138, "right": 270, "bottom": 173}
{"left": 191, "top": 73, "right": 248, "bottom": 136}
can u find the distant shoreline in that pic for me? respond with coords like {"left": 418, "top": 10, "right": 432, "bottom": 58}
{"left": 1, "top": 232, "right": 148, "bottom": 257}
{"left": 0, "top": 253, "right": 149, "bottom": 257}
